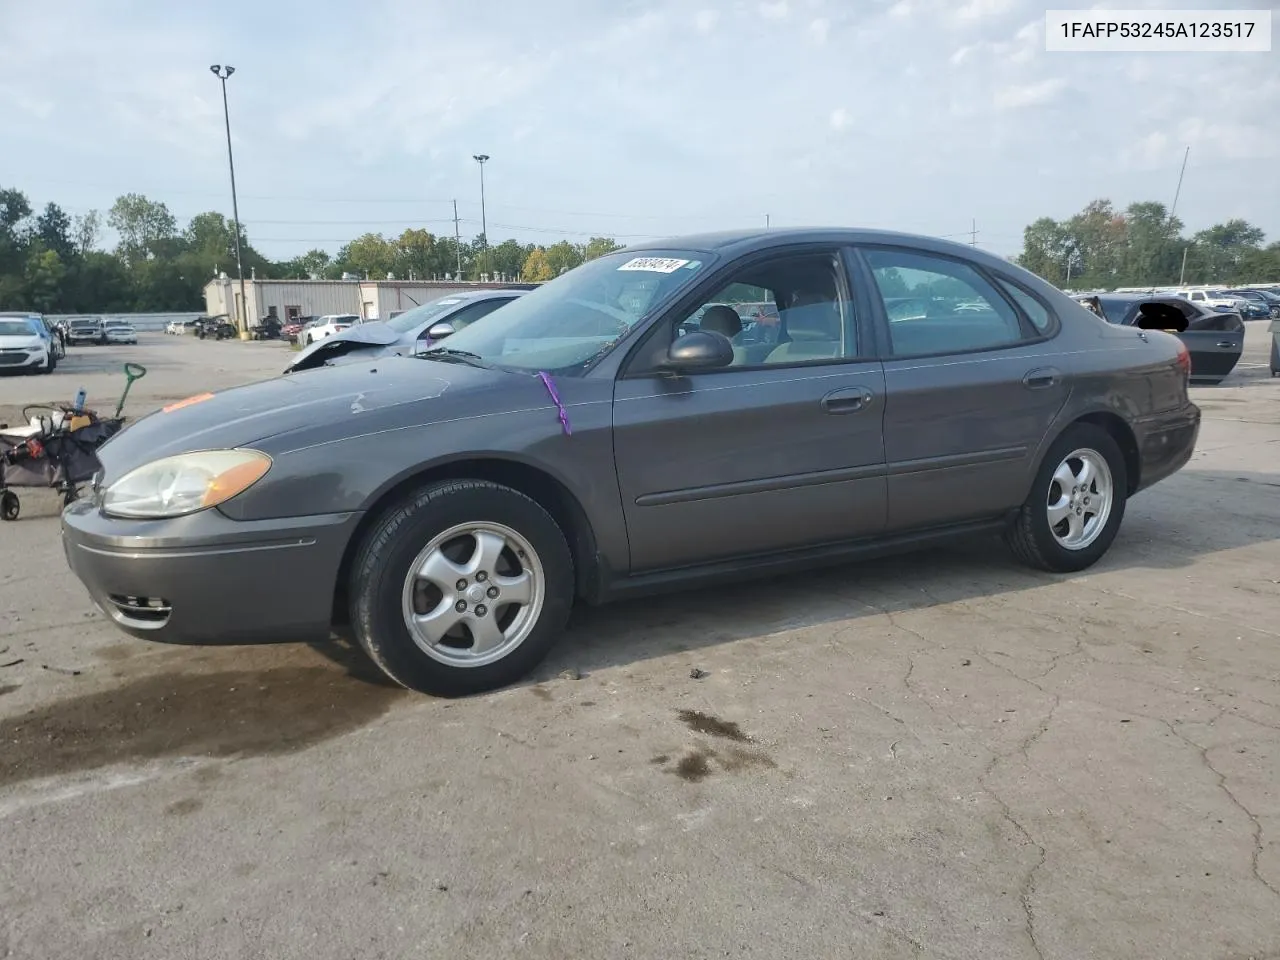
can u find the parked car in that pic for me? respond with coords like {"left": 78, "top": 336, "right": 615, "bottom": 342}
{"left": 1222, "top": 289, "right": 1280, "bottom": 319}
{"left": 300, "top": 314, "right": 361, "bottom": 346}
{"left": 62, "top": 228, "right": 1202, "bottom": 697}
{"left": 195, "top": 315, "right": 237, "bottom": 340}
{"left": 1074, "top": 292, "right": 1244, "bottom": 384}
{"left": 103, "top": 319, "right": 138, "bottom": 345}
{"left": 66, "top": 316, "right": 106, "bottom": 345}
{"left": 281, "top": 317, "right": 316, "bottom": 343}
{"left": 166, "top": 319, "right": 198, "bottom": 335}
{"left": 0, "top": 312, "right": 64, "bottom": 360}
{"left": 285, "top": 291, "right": 527, "bottom": 373}
{"left": 0, "top": 316, "right": 55, "bottom": 373}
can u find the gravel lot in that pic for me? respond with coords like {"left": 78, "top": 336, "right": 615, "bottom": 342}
{"left": 2, "top": 328, "right": 1278, "bottom": 960}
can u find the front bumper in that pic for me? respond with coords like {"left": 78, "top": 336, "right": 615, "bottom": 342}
{"left": 1133, "top": 402, "right": 1201, "bottom": 494}
{"left": 0, "top": 349, "right": 47, "bottom": 370}
{"left": 61, "top": 498, "right": 361, "bottom": 644}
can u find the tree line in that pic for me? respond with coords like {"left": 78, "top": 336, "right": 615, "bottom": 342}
{"left": 3, "top": 184, "right": 1277, "bottom": 314}
{"left": 1014, "top": 199, "right": 1279, "bottom": 290}
{"left": 0, "top": 185, "right": 625, "bottom": 314}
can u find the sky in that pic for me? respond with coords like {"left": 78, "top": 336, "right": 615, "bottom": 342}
{"left": 1, "top": 0, "right": 1277, "bottom": 261}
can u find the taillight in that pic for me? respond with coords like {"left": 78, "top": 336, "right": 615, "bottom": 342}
{"left": 1175, "top": 341, "right": 1192, "bottom": 381}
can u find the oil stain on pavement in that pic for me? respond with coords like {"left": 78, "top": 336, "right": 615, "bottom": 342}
{"left": 666, "top": 710, "right": 776, "bottom": 782}
{"left": 0, "top": 649, "right": 406, "bottom": 788}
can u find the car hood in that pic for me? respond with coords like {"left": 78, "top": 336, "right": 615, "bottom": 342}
{"left": 285, "top": 322, "right": 406, "bottom": 372}
{"left": 0, "top": 334, "right": 43, "bottom": 347}
{"left": 95, "top": 355, "right": 541, "bottom": 479}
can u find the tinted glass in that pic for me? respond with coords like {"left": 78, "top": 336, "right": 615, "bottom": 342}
{"left": 864, "top": 248, "right": 1025, "bottom": 357}
{"left": 0, "top": 321, "right": 35, "bottom": 336}
{"left": 995, "top": 279, "right": 1053, "bottom": 333}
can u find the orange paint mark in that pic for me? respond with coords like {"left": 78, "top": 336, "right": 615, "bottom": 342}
{"left": 162, "top": 392, "right": 215, "bottom": 413}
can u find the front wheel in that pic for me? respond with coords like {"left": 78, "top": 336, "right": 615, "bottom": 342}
{"left": 1004, "top": 423, "right": 1128, "bottom": 573}
{"left": 349, "top": 479, "right": 574, "bottom": 696}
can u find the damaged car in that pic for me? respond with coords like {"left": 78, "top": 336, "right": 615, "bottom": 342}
{"left": 284, "top": 289, "right": 529, "bottom": 373}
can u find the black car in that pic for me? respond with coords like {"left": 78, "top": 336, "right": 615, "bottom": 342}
{"left": 1075, "top": 293, "right": 1244, "bottom": 385}
{"left": 1223, "top": 289, "right": 1280, "bottom": 319}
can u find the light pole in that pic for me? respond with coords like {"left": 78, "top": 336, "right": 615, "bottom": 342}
{"left": 473, "top": 154, "right": 489, "bottom": 273}
{"left": 211, "top": 64, "right": 248, "bottom": 336}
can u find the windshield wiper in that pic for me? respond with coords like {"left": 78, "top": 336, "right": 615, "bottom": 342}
{"left": 417, "top": 347, "right": 493, "bottom": 368}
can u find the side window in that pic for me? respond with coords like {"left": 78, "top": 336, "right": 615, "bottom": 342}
{"left": 670, "top": 252, "right": 855, "bottom": 369}
{"left": 994, "top": 278, "right": 1053, "bottom": 334}
{"left": 863, "top": 248, "right": 1027, "bottom": 358}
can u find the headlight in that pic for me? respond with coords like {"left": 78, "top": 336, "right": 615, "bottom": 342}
{"left": 102, "top": 449, "right": 272, "bottom": 519}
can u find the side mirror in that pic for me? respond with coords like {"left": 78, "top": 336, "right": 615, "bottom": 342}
{"left": 425, "top": 322, "right": 455, "bottom": 341}
{"left": 662, "top": 330, "right": 734, "bottom": 372}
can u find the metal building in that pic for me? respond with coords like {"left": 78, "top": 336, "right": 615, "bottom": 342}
{"left": 203, "top": 277, "right": 533, "bottom": 326}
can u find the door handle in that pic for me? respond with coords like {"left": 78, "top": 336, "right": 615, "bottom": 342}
{"left": 821, "top": 387, "right": 872, "bottom": 414}
{"left": 1022, "top": 366, "right": 1062, "bottom": 389}
{"left": 1217, "top": 341, "right": 1236, "bottom": 349}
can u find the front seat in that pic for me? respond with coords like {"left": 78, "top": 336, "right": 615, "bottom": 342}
{"left": 697, "top": 305, "right": 744, "bottom": 365}
{"left": 764, "top": 295, "right": 842, "bottom": 363}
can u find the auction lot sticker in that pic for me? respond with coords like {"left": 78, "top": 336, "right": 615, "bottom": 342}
{"left": 617, "top": 257, "right": 691, "bottom": 273}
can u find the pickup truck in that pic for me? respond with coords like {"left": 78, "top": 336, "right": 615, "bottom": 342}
{"left": 66, "top": 316, "right": 106, "bottom": 345}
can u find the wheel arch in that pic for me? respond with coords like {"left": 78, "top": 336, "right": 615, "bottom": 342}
{"left": 1049, "top": 410, "right": 1141, "bottom": 496}
{"left": 332, "top": 456, "right": 602, "bottom": 623}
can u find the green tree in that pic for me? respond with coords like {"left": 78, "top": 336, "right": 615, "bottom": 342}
{"left": 35, "top": 203, "right": 74, "bottom": 262}
{"left": 1118, "top": 202, "right": 1182, "bottom": 287}
{"left": 489, "top": 239, "right": 531, "bottom": 280}
{"left": 336, "top": 232, "right": 396, "bottom": 279}
{"left": 581, "top": 236, "right": 623, "bottom": 261}
{"left": 393, "top": 228, "right": 438, "bottom": 279}
{"left": 73, "top": 210, "right": 101, "bottom": 255}
{"left": 276, "top": 248, "right": 332, "bottom": 279}
{"left": 544, "top": 240, "right": 583, "bottom": 277}
{"left": 108, "top": 193, "right": 178, "bottom": 265}
{"left": 1015, "top": 217, "right": 1073, "bottom": 286}
{"left": 1188, "top": 219, "right": 1266, "bottom": 283}
{"left": 22, "top": 248, "right": 67, "bottom": 311}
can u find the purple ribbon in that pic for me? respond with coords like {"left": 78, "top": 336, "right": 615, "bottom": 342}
{"left": 537, "top": 371, "right": 572, "bottom": 436}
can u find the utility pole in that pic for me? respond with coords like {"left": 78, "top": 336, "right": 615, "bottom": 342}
{"left": 1179, "top": 245, "right": 1190, "bottom": 286}
{"left": 970, "top": 218, "right": 977, "bottom": 247}
{"left": 452, "top": 199, "right": 463, "bottom": 280}
{"left": 210, "top": 64, "right": 247, "bottom": 337}
{"left": 765, "top": 213, "right": 770, "bottom": 229}
{"left": 472, "top": 154, "right": 490, "bottom": 265}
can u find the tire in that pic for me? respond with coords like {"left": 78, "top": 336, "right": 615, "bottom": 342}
{"left": 1004, "top": 423, "right": 1128, "bottom": 573}
{"left": 349, "top": 479, "right": 574, "bottom": 696}
{"left": 1, "top": 491, "right": 19, "bottom": 521}
{"left": 41, "top": 351, "right": 55, "bottom": 374}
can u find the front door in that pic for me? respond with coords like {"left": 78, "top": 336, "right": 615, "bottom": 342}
{"left": 856, "top": 245, "right": 1071, "bottom": 531}
{"left": 612, "top": 248, "right": 888, "bottom": 573}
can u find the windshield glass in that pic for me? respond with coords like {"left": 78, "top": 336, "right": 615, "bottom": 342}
{"left": 384, "top": 295, "right": 472, "bottom": 333}
{"left": 430, "top": 250, "right": 710, "bottom": 373}
{"left": 0, "top": 320, "right": 36, "bottom": 336}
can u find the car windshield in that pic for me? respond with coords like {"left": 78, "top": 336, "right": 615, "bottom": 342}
{"left": 427, "top": 250, "right": 710, "bottom": 373}
{"left": 0, "top": 320, "right": 37, "bottom": 336}
{"left": 384, "top": 295, "right": 476, "bottom": 333}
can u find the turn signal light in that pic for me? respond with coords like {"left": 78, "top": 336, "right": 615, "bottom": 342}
{"left": 1175, "top": 342, "right": 1192, "bottom": 381}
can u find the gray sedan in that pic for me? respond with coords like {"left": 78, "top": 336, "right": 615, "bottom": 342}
{"left": 284, "top": 289, "right": 529, "bottom": 373}
{"left": 62, "top": 228, "right": 1201, "bottom": 696}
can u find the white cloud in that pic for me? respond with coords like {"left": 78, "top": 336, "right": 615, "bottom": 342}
{"left": 888, "top": 2, "right": 912, "bottom": 18}
{"left": 759, "top": 1, "right": 789, "bottom": 20}
{"left": 694, "top": 9, "right": 719, "bottom": 33}
{"left": 829, "top": 107, "right": 851, "bottom": 130}
{"left": 993, "top": 77, "right": 1067, "bottom": 110}
{"left": 955, "top": 0, "right": 1015, "bottom": 21}
{"left": 809, "top": 17, "right": 830, "bottom": 43}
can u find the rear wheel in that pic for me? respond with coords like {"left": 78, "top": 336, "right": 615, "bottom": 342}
{"left": 1005, "top": 423, "right": 1128, "bottom": 573}
{"left": 349, "top": 479, "right": 574, "bottom": 696}
{"left": 1, "top": 492, "right": 19, "bottom": 521}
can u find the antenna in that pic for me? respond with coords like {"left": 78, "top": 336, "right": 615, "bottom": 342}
{"left": 1170, "top": 146, "right": 1190, "bottom": 222}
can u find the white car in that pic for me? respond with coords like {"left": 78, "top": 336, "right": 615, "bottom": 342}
{"left": 0, "top": 317, "right": 54, "bottom": 374}
{"left": 300, "top": 314, "right": 361, "bottom": 346}
{"left": 165, "top": 319, "right": 197, "bottom": 335}
{"left": 1175, "top": 287, "right": 1249, "bottom": 312}
{"left": 103, "top": 319, "right": 138, "bottom": 344}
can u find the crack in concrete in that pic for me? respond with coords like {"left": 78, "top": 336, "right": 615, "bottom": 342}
{"left": 1160, "top": 718, "right": 1280, "bottom": 903}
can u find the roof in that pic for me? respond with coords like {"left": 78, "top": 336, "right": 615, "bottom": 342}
{"left": 626, "top": 226, "right": 1009, "bottom": 264}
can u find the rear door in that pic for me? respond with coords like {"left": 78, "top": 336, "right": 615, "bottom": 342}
{"left": 612, "top": 246, "right": 887, "bottom": 572}
{"left": 1163, "top": 299, "right": 1243, "bottom": 383}
{"left": 854, "top": 244, "right": 1071, "bottom": 532}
